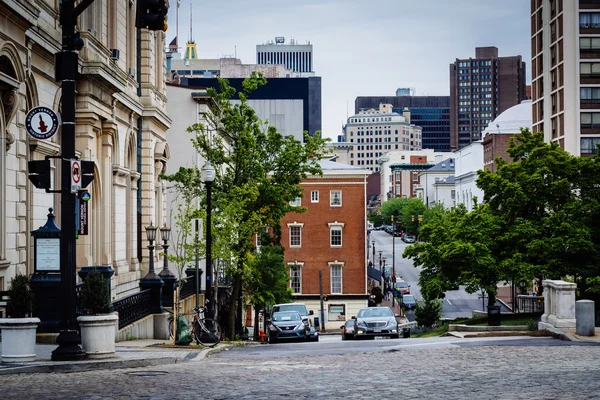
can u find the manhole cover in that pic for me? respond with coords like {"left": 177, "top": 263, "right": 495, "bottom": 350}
{"left": 125, "top": 371, "right": 168, "bottom": 377}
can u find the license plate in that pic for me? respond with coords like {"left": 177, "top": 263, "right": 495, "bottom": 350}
{"left": 375, "top": 336, "right": 384, "bottom": 340}
{"left": 374, "top": 329, "right": 381, "bottom": 333}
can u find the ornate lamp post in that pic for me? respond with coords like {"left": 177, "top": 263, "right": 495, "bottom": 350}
{"left": 159, "top": 224, "right": 177, "bottom": 308}
{"left": 201, "top": 161, "right": 216, "bottom": 318}
{"left": 140, "top": 222, "right": 163, "bottom": 314}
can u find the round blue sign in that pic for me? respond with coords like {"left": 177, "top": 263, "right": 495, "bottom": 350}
{"left": 81, "top": 191, "right": 91, "bottom": 202}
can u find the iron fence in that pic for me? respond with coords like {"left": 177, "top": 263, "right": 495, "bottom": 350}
{"left": 179, "top": 274, "right": 196, "bottom": 300}
{"left": 113, "top": 289, "right": 152, "bottom": 330}
{"left": 516, "top": 295, "right": 544, "bottom": 314}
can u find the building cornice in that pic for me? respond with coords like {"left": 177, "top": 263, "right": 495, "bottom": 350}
{"left": 390, "top": 163, "right": 435, "bottom": 171}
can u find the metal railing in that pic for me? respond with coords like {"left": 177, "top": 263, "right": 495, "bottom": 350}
{"left": 113, "top": 289, "right": 152, "bottom": 330}
{"left": 516, "top": 295, "right": 544, "bottom": 314}
{"left": 0, "top": 290, "right": 8, "bottom": 318}
{"left": 179, "top": 274, "right": 196, "bottom": 300}
{"left": 75, "top": 282, "right": 88, "bottom": 317}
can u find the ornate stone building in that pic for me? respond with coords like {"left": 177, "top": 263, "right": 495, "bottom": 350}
{"left": 0, "top": 1, "right": 170, "bottom": 299}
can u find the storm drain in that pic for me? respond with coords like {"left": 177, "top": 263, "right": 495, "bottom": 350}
{"left": 125, "top": 370, "right": 169, "bottom": 377}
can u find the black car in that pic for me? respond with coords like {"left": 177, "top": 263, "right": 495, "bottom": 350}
{"left": 268, "top": 311, "right": 311, "bottom": 343}
{"left": 402, "top": 294, "right": 417, "bottom": 310}
{"left": 353, "top": 307, "right": 399, "bottom": 339}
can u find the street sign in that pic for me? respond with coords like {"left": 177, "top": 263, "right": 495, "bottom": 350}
{"left": 78, "top": 190, "right": 89, "bottom": 235}
{"left": 81, "top": 191, "right": 91, "bottom": 202}
{"left": 25, "top": 107, "right": 60, "bottom": 140}
{"left": 70, "top": 159, "right": 81, "bottom": 193}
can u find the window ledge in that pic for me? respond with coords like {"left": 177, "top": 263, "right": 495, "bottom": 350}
{"left": 0, "top": 259, "right": 10, "bottom": 270}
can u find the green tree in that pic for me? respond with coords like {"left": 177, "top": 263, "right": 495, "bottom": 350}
{"left": 414, "top": 299, "right": 443, "bottom": 329}
{"left": 181, "top": 73, "right": 328, "bottom": 339}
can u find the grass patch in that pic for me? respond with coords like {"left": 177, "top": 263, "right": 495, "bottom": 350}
{"left": 471, "top": 318, "right": 534, "bottom": 327}
{"left": 410, "top": 324, "right": 449, "bottom": 338}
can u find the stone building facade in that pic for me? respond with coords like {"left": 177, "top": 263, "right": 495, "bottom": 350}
{"left": 0, "top": 1, "right": 170, "bottom": 299}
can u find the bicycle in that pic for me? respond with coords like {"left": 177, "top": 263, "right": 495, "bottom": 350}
{"left": 191, "top": 306, "right": 221, "bottom": 347}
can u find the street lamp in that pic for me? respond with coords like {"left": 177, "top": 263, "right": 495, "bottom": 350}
{"left": 372, "top": 240, "right": 376, "bottom": 262}
{"left": 201, "top": 161, "right": 216, "bottom": 319}
{"left": 159, "top": 224, "right": 177, "bottom": 308}
{"left": 145, "top": 223, "right": 158, "bottom": 278}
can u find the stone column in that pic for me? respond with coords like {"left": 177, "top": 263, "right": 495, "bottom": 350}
{"left": 100, "top": 122, "right": 116, "bottom": 267}
{"left": 576, "top": 300, "right": 595, "bottom": 336}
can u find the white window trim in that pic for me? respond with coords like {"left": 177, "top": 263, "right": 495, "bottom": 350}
{"left": 288, "top": 262, "right": 304, "bottom": 294}
{"left": 329, "top": 190, "right": 342, "bottom": 207}
{"left": 290, "top": 196, "right": 301, "bottom": 207}
{"left": 328, "top": 261, "right": 345, "bottom": 294}
{"left": 311, "top": 190, "right": 319, "bottom": 203}
{"left": 287, "top": 222, "right": 304, "bottom": 248}
{"left": 328, "top": 222, "right": 345, "bottom": 248}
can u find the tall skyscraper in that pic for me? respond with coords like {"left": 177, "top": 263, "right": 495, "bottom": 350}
{"left": 256, "top": 37, "right": 314, "bottom": 76}
{"left": 449, "top": 47, "right": 526, "bottom": 150}
{"left": 532, "top": 0, "right": 600, "bottom": 156}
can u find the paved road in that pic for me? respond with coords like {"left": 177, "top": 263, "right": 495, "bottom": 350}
{"left": 2, "top": 337, "right": 599, "bottom": 399}
{"left": 370, "top": 230, "right": 507, "bottom": 320}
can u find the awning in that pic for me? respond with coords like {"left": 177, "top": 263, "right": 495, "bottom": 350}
{"left": 367, "top": 266, "right": 382, "bottom": 281}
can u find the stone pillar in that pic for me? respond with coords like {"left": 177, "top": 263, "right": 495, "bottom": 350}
{"left": 540, "top": 280, "right": 576, "bottom": 329}
{"left": 100, "top": 122, "right": 116, "bottom": 267}
{"left": 576, "top": 300, "right": 596, "bottom": 336}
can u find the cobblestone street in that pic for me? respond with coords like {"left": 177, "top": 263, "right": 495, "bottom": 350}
{"left": 2, "top": 341, "right": 600, "bottom": 399}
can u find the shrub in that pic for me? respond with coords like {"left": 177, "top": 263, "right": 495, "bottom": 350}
{"left": 6, "top": 274, "right": 35, "bottom": 318}
{"left": 81, "top": 270, "right": 110, "bottom": 314}
{"left": 414, "top": 299, "right": 443, "bottom": 329}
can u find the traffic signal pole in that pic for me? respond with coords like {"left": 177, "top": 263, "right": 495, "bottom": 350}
{"left": 51, "top": 0, "right": 94, "bottom": 361}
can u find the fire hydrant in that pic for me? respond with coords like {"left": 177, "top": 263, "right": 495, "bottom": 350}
{"left": 259, "top": 329, "right": 266, "bottom": 342}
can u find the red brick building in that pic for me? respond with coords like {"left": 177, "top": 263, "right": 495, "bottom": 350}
{"left": 482, "top": 101, "right": 531, "bottom": 172}
{"left": 280, "top": 160, "right": 370, "bottom": 330}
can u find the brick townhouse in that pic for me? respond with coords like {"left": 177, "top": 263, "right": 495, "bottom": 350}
{"left": 280, "top": 160, "right": 370, "bottom": 330}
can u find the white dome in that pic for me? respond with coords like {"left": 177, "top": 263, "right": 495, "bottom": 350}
{"left": 482, "top": 100, "right": 532, "bottom": 135}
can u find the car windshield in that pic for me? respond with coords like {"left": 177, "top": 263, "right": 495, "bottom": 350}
{"left": 272, "top": 311, "right": 302, "bottom": 322}
{"left": 273, "top": 305, "right": 307, "bottom": 315}
{"left": 344, "top": 320, "right": 354, "bottom": 327}
{"left": 396, "top": 282, "right": 408, "bottom": 288}
{"left": 403, "top": 295, "right": 415, "bottom": 302}
{"left": 357, "top": 308, "right": 393, "bottom": 318}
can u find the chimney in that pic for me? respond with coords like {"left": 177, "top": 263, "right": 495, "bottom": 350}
{"left": 403, "top": 107, "right": 411, "bottom": 123}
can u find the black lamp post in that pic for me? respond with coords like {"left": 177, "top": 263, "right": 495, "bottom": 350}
{"left": 201, "top": 161, "right": 216, "bottom": 319}
{"left": 159, "top": 224, "right": 177, "bottom": 308}
{"left": 140, "top": 222, "right": 163, "bottom": 314}
{"left": 372, "top": 240, "right": 376, "bottom": 262}
{"left": 382, "top": 257, "right": 387, "bottom": 288}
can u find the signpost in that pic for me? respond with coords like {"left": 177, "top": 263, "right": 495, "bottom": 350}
{"left": 25, "top": 107, "right": 60, "bottom": 140}
{"left": 70, "top": 159, "right": 81, "bottom": 193}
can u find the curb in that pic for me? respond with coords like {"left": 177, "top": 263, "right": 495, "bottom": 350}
{"left": 0, "top": 356, "right": 186, "bottom": 375}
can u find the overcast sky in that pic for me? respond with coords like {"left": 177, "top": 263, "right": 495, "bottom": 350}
{"left": 166, "top": 0, "right": 531, "bottom": 140}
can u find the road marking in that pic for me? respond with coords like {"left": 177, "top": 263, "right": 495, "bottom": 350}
{"left": 446, "top": 299, "right": 452, "bottom": 305}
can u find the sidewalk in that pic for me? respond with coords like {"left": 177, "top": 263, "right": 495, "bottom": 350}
{"left": 0, "top": 339, "right": 232, "bottom": 375}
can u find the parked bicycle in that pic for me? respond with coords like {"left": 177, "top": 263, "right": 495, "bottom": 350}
{"left": 168, "top": 306, "right": 221, "bottom": 347}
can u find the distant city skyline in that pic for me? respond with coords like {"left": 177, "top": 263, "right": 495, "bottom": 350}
{"left": 166, "top": 0, "right": 531, "bottom": 140}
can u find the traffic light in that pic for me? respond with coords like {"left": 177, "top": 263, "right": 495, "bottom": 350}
{"left": 411, "top": 216, "right": 415, "bottom": 222}
{"left": 136, "top": 0, "right": 169, "bottom": 31}
{"left": 418, "top": 215, "right": 423, "bottom": 222}
{"left": 28, "top": 160, "right": 51, "bottom": 189}
{"left": 80, "top": 160, "right": 95, "bottom": 188}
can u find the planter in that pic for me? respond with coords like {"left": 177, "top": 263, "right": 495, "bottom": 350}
{"left": 77, "top": 314, "right": 118, "bottom": 359}
{"left": 0, "top": 318, "right": 41, "bottom": 363}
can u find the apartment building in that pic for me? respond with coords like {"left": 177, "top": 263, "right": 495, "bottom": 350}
{"left": 343, "top": 104, "right": 423, "bottom": 172}
{"left": 281, "top": 160, "right": 370, "bottom": 331}
{"left": 450, "top": 47, "right": 527, "bottom": 150}
{"left": 531, "top": 0, "right": 600, "bottom": 156}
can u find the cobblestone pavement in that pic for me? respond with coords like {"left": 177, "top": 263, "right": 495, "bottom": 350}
{"left": 1, "top": 342, "right": 600, "bottom": 399}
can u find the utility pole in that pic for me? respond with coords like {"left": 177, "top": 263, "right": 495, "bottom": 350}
{"left": 319, "top": 271, "right": 326, "bottom": 333}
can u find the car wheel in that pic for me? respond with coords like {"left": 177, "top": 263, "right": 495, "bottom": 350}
{"left": 268, "top": 336, "right": 277, "bottom": 344}
{"left": 391, "top": 334, "right": 400, "bottom": 339}
{"left": 342, "top": 334, "right": 346, "bottom": 341}
{"left": 313, "top": 336, "right": 319, "bottom": 342}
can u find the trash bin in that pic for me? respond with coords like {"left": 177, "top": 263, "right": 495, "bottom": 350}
{"left": 402, "top": 327, "right": 410, "bottom": 338}
{"left": 314, "top": 317, "right": 320, "bottom": 331}
{"left": 487, "top": 305, "right": 501, "bottom": 326}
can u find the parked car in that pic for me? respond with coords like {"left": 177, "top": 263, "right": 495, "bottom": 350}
{"left": 402, "top": 234, "right": 416, "bottom": 243}
{"left": 384, "top": 225, "right": 394, "bottom": 234}
{"left": 341, "top": 320, "right": 356, "bottom": 340}
{"left": 353, "top": 307, "right": 399, "bottom": 339}
{"left": 268, "top": 311, "right": 311, "bottom": 343}
{"left": 402, "top": 294, "right": 417, "bottom": 310}
{"left": 271, "top": 303, "right": 319, "bottom": 341}
{"left": 395, "top": 279, "right": 411, "bottom": 296}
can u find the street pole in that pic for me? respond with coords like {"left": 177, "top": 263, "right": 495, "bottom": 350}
{"left": 51, "top": 0, "right": 94, "bottom": 361}
{"left": 205, "top": 178, "right": 213, "bottom": 319}
{"left": 318, "top": 271, "right": 326, "bottom": 333}
{"left": 195, "top": 219, "right": 200, "bottom": 309}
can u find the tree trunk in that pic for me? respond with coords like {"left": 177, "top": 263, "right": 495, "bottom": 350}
{"left": 253, "top": 307, "right": 260, "bottom": 340}
{"left": 487, "top": 291, "right": 496, "bottom": 308}
{"left": 226, "top": 272, "right": 242, "bottom": 340}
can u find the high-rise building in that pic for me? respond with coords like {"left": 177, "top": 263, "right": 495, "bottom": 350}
{"left": 343, "top": 104, "right": 422, "bottom": 172}
{"left": 355, "top": 96, "right": 451, "bottom": 152}
{"left": 531, "top": 0, "right": 600, "bottom": 156}
{"left": 257, "top": 38, "right": 314, "bottom": 76}
{"left": 450, "top": 47, "right": 526, "bottom": 150}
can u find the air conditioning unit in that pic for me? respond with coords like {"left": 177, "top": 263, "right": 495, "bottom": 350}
{"left": 110, "top": 48, "right": 120, "bottom": 61}
{"left": 128, "top": 67, "right": 136, "bottom": 77}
